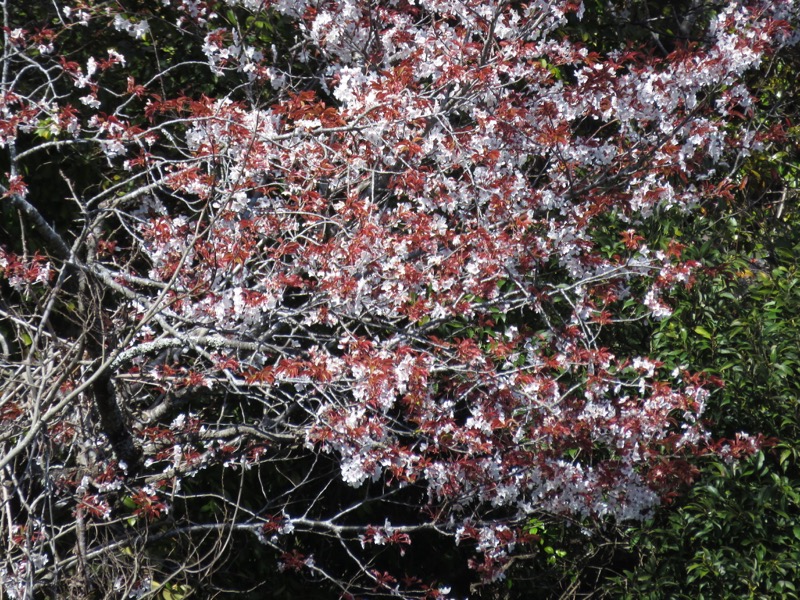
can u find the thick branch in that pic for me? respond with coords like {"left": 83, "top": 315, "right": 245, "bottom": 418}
{"left": 92, "top": 371, "right": 142, "bottom": 473}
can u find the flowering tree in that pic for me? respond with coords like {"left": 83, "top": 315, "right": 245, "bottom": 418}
{"left": 1, "top": 0, "right": 797, "bottom": 597}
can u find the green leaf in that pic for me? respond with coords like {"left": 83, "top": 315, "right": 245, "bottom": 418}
{"left": 694, "top": 326, "right": 713, "bottom": 339}
{"left": 756, "top": 451, "right": 765, "bottom": 470}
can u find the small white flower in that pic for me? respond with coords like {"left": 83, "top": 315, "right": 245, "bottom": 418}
{"left": 80, "top": 94, "right": 101, "bottom": 109}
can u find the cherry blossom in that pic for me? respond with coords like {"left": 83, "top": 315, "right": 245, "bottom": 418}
{"left": 1, "top": 0, "right": 797, "bottom": 595}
